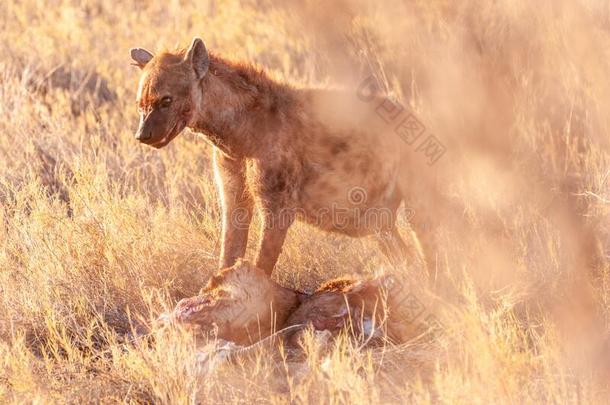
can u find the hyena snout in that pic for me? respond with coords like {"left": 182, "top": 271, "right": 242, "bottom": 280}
{"left": 136, "top": 128, "right": 152, "bottom": 142}
{"left": 135, "top": 126, "right": 152, "bottom": 141}
{"left": 135, "top": 114, "right": 154, "bottom": 141}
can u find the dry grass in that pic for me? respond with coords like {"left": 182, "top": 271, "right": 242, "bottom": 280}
{"left": 0, "top": 0, "right": 609, "bottom": 403}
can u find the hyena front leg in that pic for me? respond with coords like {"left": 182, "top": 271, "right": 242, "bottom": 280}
{"left": 254, "top": 207, "right": 294, "bottom": 275}
{"left": 214, "top": 149, "right": 253, "bottom": 269}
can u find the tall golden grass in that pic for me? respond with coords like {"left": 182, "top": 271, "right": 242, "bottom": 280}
{"left": 0, "top": 0, "right": 608, "bottom": 403}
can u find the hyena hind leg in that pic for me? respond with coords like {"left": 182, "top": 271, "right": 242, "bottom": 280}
{"left": 375, "top": 227, "right": 429, "bottom": 281}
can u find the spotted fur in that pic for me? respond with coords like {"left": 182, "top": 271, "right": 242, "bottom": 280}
{"left": 131, "top": 38, "right": 429, "bottom": 274}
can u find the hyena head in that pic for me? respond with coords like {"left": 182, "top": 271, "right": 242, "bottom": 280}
{"left": 129, "top": 38, "right": 209, "bottom": 148}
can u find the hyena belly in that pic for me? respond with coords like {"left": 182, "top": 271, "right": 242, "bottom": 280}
{"left": 296, "top": 132, "right": 404, "bottom": 237}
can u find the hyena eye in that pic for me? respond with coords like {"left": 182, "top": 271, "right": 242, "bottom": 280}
{"left": 160, "top": 96, "right": 172, "bottom": 108}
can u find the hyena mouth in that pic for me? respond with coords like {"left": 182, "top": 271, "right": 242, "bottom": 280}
{"left": 149, "top": 120, "right": 187, "bottom": 149}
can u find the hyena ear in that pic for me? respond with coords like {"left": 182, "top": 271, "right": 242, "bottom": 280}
{"left": 184, "top": 37, "right": 210, "bottom": 80}
{"left": 130, "top": 48, "right": 154, "bottom": 69}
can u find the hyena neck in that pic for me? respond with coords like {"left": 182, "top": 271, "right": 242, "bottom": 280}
{"left": 190, "top": 54, "right": 296, "bottom": 158}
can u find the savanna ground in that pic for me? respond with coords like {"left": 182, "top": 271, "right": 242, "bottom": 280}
{"left": 0, "top": 0, "right": 609, "bottom": 403}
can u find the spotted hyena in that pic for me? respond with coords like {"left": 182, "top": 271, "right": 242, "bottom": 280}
{"left": 130, "top": 38, "right": 433, "bottom": 275}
